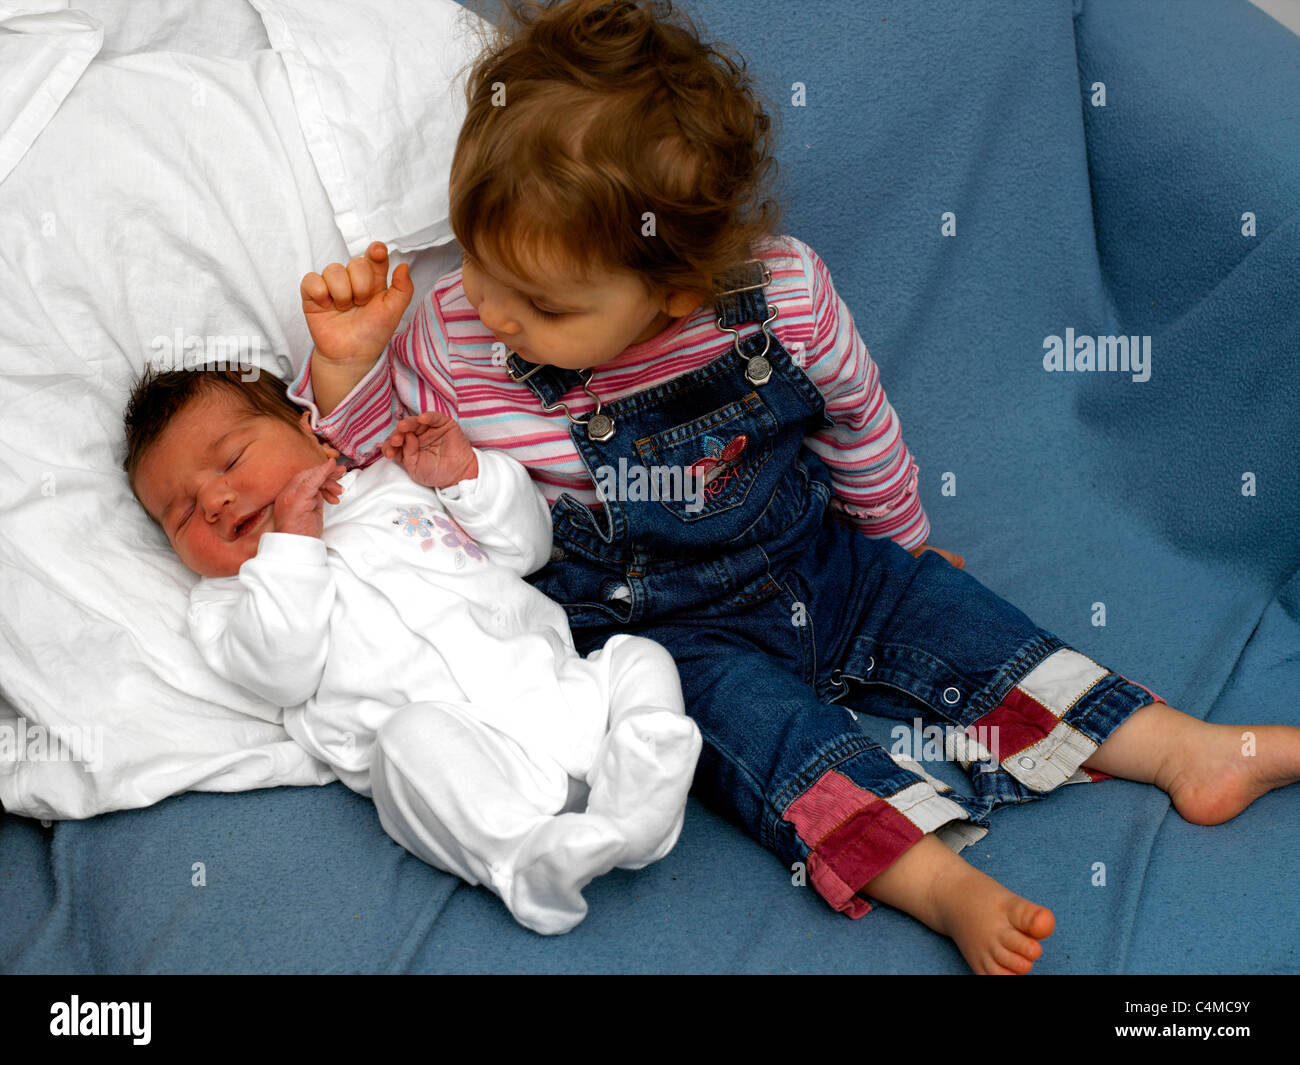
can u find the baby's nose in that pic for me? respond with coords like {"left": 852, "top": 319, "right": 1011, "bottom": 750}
{"left": 200, "top": 483, "right": 235, "bottom": 521}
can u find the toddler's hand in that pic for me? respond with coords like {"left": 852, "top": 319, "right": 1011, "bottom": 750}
{"left": 382, "top": 412, "right": 479, "bottom": 489}
{"left": 273, "top": 457, "right": 346, "bottom": 539}
{"left": 300, "top": 242, "right": 414, "bottom": 364}
{"left": 910, "top": 543, "right": 965, "bottom": 569}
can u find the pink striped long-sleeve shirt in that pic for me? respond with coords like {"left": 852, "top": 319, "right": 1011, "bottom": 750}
{"left": 290, "top": 234, "right": 930, "bottom": 549}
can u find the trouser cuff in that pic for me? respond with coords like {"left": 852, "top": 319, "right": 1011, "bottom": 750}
{"left": 784, "top": 768, "right": 977, "bottom": 919}
{"left": 968, "top": 647, "right": 1162, "bottom": 793}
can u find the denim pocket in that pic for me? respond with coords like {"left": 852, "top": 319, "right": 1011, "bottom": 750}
{"left": 632, "top": 392, "right": 778, "bottom": 523}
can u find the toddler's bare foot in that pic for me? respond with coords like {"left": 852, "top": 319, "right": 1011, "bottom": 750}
{"left": 1083, "top": 703, "right": 1300, "bottom": 826}
{"left": 1156, "top": 721, "right": 1300, "bottom": 826}
{"left": 864, "top": 833, "right": 1055, "bottom": 974}
{"left": 928, "top": 857, "right": 1056, "bottom": 975}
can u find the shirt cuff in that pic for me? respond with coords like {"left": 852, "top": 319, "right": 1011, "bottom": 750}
{"left": 288, "top": 354, "right": 317, "bottom": 416}
{"left": 288, "top": 349, "right": 391, "bottom": 441}
{"left": 256, "top": 532, "right": 328, "bottom": 564}
{"left": 435, "top": 447, "right": 484, "bottom": 502}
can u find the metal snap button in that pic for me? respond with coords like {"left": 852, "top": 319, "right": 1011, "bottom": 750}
{"left": 745, "top": 355, "right": 772, "bottom": 385}
{"left": 585, "top": 412, "right": 615, "bottom": 442}
{"left": 549, "top": 545, "right": 565, "bottom": 562}
{"left": 1018, "top": 756, "right": 1036, "bottom": 770}
{"left": 942, "top": 686, "right": 960, "bottom": 704}
{"left": 865, "top": 656, "right": 875, "bottom": 672}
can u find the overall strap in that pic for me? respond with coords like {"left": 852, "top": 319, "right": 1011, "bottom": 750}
{"left": 713, "top": 259, "right": 778, "bottom": 388}
{"left": 503, "top": 352, "right": 587, "bottom": 409}
{"left": 713, "top": 258, "right": 772, "bottom": 329}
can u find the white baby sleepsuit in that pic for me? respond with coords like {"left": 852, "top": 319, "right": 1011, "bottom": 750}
{"left": 188, "top": 449, "right": 701, "bottom": 933}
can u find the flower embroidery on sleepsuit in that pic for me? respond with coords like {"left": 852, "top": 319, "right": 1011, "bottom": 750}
{"left": 393, "top": 506, "right": 433, "bottom": 538}
{"left": 391, "top": 505, "right": 485, "bottom": 564}
{"left": 433, "top": 514, "right": 486, "bottom": 563}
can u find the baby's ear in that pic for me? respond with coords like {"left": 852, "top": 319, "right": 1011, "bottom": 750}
{"left": 297, "top": 410, "right": 335, "bottom": 457}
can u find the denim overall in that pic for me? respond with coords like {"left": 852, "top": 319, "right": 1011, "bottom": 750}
{"left": 508, "top": 262, "right": 1158, "bottom": 917}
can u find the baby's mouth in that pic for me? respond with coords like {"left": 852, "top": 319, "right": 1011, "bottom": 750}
{"left": 232, "top": 505, "right": 269, "bottom": 540}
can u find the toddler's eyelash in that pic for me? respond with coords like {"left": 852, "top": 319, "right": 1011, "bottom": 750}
{"left": 462, "top": 253, "right": 562, "bottom": 319}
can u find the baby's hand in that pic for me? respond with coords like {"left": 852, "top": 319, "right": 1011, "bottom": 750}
{"left": 300, "top": 242, "right": 414, "bottom": 364}
{"left": 382, "top": 412, "right": 479, "bottom": 489}
{"left": 273, "top": 457, "right": 346, "bottom": 539}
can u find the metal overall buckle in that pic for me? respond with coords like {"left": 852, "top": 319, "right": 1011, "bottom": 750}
{"left": 505, "top": 359, "right": 615, "bottom": 442}
{"left": 714, "top": 260, "right": 778, "bottom": 386}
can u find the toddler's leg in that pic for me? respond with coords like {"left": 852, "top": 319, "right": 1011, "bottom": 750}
{"left": 1081, "top": 700, "right": 1300, "bottom": 826}
{"left": 860, "top": 697, "right": 1300, "bottom": 973}
{"left": 582, "top": 635, "right": 702, "bottom": 869}
{"left": 640, "top": 605, "right": 1057, "bottom": 973}
{"left": 371, "top": 701, "right": 626, "bottom": 935}
{"left": 863, "top": 834, "right": 1056, "bottom": 976}
{"left": 867, "top": 701, "right": 1300, "bottom": 974}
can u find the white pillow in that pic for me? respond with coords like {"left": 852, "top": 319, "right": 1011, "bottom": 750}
{"left": 0, "top": 0, "right": 476, "bottom": 820}
{"left": 0, "top": 1, "right": 103, "bottom": 185}
{"left": 249, "top": 0, "right": 489, "bottom": 256}
{"left": 0, "top": 45, "right": 346, "bottom": 819}
{"left": 76, "top": 0, "right": 273, "bottom": 61}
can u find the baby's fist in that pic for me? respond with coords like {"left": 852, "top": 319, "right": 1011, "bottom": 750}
{"left": 274, "top": 458, "right": 345, "bottom": 538}
{"left": 382, "top": 412, "right": 479, "bottom": 489}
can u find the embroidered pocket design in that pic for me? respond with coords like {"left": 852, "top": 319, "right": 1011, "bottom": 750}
{"left": 690, "top": 433, "right": 749, "bottom": 494}
{"left": 633, "top": 393, "right": 777, "bottom": 523}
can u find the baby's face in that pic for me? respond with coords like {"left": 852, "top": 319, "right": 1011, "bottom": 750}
{"left": 460, "top": 244, "right": 697, "bottom": 370}
{"left": 132, "top": 388, "right": 335, "bottom": 578}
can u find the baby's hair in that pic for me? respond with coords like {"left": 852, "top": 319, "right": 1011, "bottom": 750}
{"left": 452, "top": 0, "right": 782, "bottom": 301}
{"left": 122, "top": 367, "right": 304, "bottom": 520}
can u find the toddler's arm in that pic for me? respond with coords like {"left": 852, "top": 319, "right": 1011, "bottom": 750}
{"left": 294, "top": 241, "right": 451, "bottom": 463}
{"left": 790, "top": 239, "right": 931, "bottom": 552}
{"left": 299, "top": 242, "right": 414, "bottom": 415}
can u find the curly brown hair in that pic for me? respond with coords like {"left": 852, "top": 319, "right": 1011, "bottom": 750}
{"left": 451, "top": 0, "right": 782, "bottom": 302}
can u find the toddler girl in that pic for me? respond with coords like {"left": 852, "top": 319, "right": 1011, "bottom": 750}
{"left": 123, "top": 367, "right": 701, "bottom": 935}
{"left": 292, "top": 0, "right": 1300, "bottom": 973}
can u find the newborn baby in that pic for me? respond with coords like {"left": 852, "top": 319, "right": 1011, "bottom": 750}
{"left": 124, "top": 367, "right": 701, "bottom": 934}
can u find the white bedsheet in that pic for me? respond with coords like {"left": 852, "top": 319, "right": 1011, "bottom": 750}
{"left": 0, "top": 0, "right": 483, "bottom": 818}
